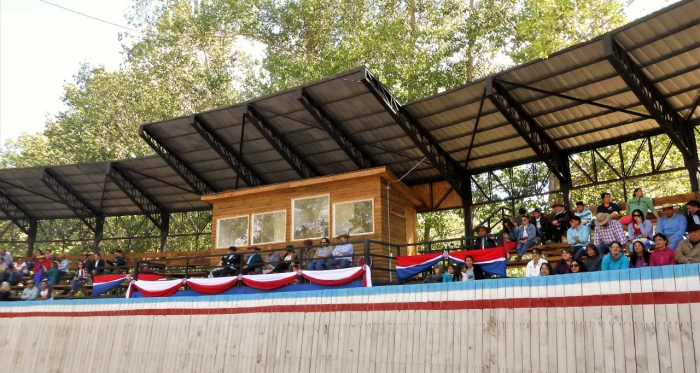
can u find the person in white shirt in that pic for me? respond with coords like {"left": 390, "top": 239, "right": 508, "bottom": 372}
{"left": 525, "top": 248, "right": 548, "bottom": 277}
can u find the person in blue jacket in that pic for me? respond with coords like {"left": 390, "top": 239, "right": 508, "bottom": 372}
{"left": 656, "top": 204, "right": 687, "bottom": 249}
{"left": 601, "top": 241, "right": 630, "bottom": 271}
{"left": 515, "top": 216, "right": 538, "bottom": 261}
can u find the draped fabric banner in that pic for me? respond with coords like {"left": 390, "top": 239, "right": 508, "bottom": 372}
{"left": 126, "top": 279, "right": 184, "bottom": 298}
{"left": 302, "top": 266, "right": 368, "bottom": 287}
{"left": 395, "top": 247, "right": 507, "bottom": 281}
{"left": 93, "top": 273, "right": 164, "bottom": 283}
{"left": 126, "top": 267, "right": 373, "bottom": 298}
{"left": 92, "top": 276, "right": 129, "bottom": 297}
{"left": 186, "top": 277, "right": 239, "bottom": 295}
{"left": 241, "top": 271, "right": 299, "bottom": 290}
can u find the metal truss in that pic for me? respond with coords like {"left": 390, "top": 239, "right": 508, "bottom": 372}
{"left": 361, "top": 67, "right": 471, "bottom": 199}
{"left": 40, "top": 168, "right": 101, "bottom": 233}
{"left": 106, "top": 163, "right": 167, "bottom": 231}
{"left": 603, "top": 34, "right": 698, "bottom": 190}
{"left": 189, "top": 115, "right": 265, "bottom": 188}
{"left": 139, "top": 126, "right": 217, "bottom": 195}
{"left": 296, "top": 87, "right": 377, "bottom": 170}
{"left": 0, "top": 189, "right": 34, "bottom": 235}
{"left": 244, "top": 104, "right": 319, "bottom": 179}
{"left": 470, "top": 163, "right": 555, "bottom": 207}
{"left": 485, "top": 76, "right": 567, "bottom": 183}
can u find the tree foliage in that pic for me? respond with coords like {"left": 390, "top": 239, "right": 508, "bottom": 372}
{"left": 5, "top": 0, "right": 685, "bottom": 252}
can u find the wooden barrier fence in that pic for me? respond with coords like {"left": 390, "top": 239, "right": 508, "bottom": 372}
{"left": 2, "top": 264, "right": 699, "bottom": 373}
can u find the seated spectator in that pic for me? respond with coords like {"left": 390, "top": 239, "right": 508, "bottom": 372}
{"left": 515, "top": 208, "right": 528, "bottom": 226}
{"left": 92, "top": 252, "right": 106, "bottom": 276}
{"left": 574, "top": 201, "right": 593, "bottom": 225}
{"left": 597, "top": 192, "right": 621, "bottom": 220}
{"left": 0, "top": 249, "right": 12, "bottom": 267}
{"left": 241, "top": 246, "right": 263, "bottom": 275}
{"left": 0, "top": 257, "right": 9, "bottom": 282}
{"left": 0, "top": 281, "right": 11, "bottom": 301}
{"left": 620, "top": 187, "right": 658, "bottom": 226}
{"left": 525, "top": 248, "right": 547, "bottom": 277}
{"left": 57, "top": 254, "right": 69, "bottom": 276}
{"left": 68, "top": 262, "right": 90, "bottom": 295}
{"left": 546, "top": 201, "right": 571, "bottom": 243}
{"left": 9, "top": 257, "right": 28, "bottom": 285}
{"left": 567, "top": 216, "right": 591, "bottom": 260}
{"left": 45, "top": 262, "right": 60, "bottom": 286}
{"left": 307, "top": 239, "right": 333, "bottom": 270}
{"left": 685, "top": 200, "right": 700, "bottom": 226}
{"left": 630, "top": 240, "right": 651, "bottom": 268}
{"left": 473, "top": 225, "right": 496, "bottom": 249}
{"left": 601, "top": 241, "right": 630, "bottom": 271}
{"left": 326, "top": 234, "right": 354, "bottom": 269}
{"left": 443, "top": 264, "right": 456, "bottom": 282}
{"left": 263, "top": 246, "right": 282, "bottom": 274}
{"left": 553, "top": 247, "right": 576, "bottom": 274}
{"left": 45, "top": 249, "right": 55, "bottom": 262}
{"left": 81, "top": 252, "right": 94, "bottom": 272}
{"left": 300, "top": 240, "right": 317, "bottom": 269}
{"left": 461, "top": 256, "right": 484, "bottom": 280}
{"left": 424, "top": 264, "right": 444, "bottom": 283}
{"left": 213, "top": 246, "right": 241, "bottom": 277}
{"left": 569, "top": 259, "right": 587, "bottom": 274}
{"left": 583, "top": 244, "right": 602, "bottom": 272}
{"left": 515, "top": 216, "right": 537, "bottom": 261}
{"left": 106, "top": 250, "right": 126, "bottom": 273}
{"left": 593, "top": 213, "right": 627, "bottom": 254}
{"left": 21, "top": 279, "right": 38, "bottom": 301}
{"left": 500, "top": 219, "right": 518, "bottom": 251}
{"left": 627, "top": 209, "right": 654, "bottom": 251}
{"left": 540, "top": 262, "right": 554, "bottom": 276}
{"left": 273, "top": 246, "right": 295, "bottom": 273}
{"left": 140, "top": 263, "right": 152, "bottom": 273}
{"left": 531, "top": 208, "right": 548, "bottom": 243}
{"left": 676, "top": 223, "right": 700, "bottom": 264}
{"left": 33, "top": 254, "right": 51, "bottom": 275}
{"left": 27, "top": 249, "right": 43, "bottom": 272}
{"left": 452, "top": 264, "right": 463, "bottom": 282}
{"left": 656, "top": 204, "right": 687, "bottom": 249}
{"left": 649, "top": 233, "right": 675, "bottom": 267}
{"left": 38, "top": 279, "right": 53, "bottom": 300}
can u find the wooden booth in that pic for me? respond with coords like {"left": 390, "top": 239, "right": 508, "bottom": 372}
{"left": 202, "top": 167, "right": 422, "bottom": 280}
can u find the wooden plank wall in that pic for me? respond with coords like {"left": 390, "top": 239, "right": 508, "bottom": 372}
{"left": 3, "top": 265, "right": 699, "bottom": 373}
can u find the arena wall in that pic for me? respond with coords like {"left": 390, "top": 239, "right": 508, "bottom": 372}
{"left": 2, "top": 265, "right": 699, "bottom": 373}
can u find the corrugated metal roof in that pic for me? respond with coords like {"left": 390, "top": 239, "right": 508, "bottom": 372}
{"left": 1, "top": 0, "right": 698, "bottom": 222}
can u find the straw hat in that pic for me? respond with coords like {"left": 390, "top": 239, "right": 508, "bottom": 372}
{"left": 594, "top": 212, "right": 610, "bottom": 226}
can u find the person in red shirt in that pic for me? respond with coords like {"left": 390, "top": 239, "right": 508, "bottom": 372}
{"left": 650, "top": 233, "right": 675, "bottom": 267}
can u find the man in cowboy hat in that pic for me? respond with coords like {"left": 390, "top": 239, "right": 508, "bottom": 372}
{"left": 473, "top": 225, "right": 496, "bottom": 249}
{"left": 214, "top": 246, "right": 242, "bottom": 277}
{"left": 546, "top": 201, "right": 571, "bottom": 244}
{"left": 675, "top": 223, "right": 700, "bottom": 264}
{"left": 21, "top": 279, "right": 38, "bottom": 301}
{"left": 593, "top": 212, "right": 626, "bottom": 254}
{"left": 326, "top": 233, "right": 354, "bottom": 269}
{"left": 684, "top": 199, "right": 700, "bottom": 226}
{"left": 656, "top": 203, "right": 687, "bottom": 249}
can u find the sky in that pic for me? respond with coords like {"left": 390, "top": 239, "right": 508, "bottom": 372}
{"left": 0, "top": 0, "right": 683, "bottom": 148}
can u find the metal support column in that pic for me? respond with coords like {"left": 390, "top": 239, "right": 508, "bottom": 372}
{"left": 558, "top": 153, "right": 573, "bottom": 208}
{"left": 462, "top": 177, "right": 473, "bottom": 238}
{"left": 26, "top": 219, "right": 37, "bottom": 258}
{"left": 93, "top": 215, "right": 105, "bottom": 252}
{"left": 684, "top": 125, "right": 699, "bottom": 191}
{"left": 160, "top": 213, "right": 170, "bottom": 252}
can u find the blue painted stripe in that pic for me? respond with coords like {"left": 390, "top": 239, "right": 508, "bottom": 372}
{"left": 2, "top": 264, "right": 697, "bottom": 308}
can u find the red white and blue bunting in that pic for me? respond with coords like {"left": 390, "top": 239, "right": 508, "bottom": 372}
{"left": 395, "top": 247, "right": 507, "bottom": 281}
{"left": 124, "top": 265, "right": 372, "bottom": 298}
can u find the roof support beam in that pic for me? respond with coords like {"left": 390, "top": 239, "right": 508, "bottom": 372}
{"left": 360, "top": 67, "right": 471, "bottom": 199}
{"left": 296, "top": 87, "right": 377, "bottom": 170}
{"left": 105, "top": 163, "right": 167, "bottom": 231}
{"left": 485, "top": 76, "right": 567, "bottom": 183}
{"left": 189, "top": 115, "right": 265, "bottom": 188}
{"left": 603, "top": 33, "right": 698, "bottom": 190}
{"left": 139, "top": 126, "right": 217, "bottom": 195}
{"left": 40, "top": 168, "right": 101, "bottom": 233}
{"left": 0, "top": 188, "right": 35, "bottom": 235}
{"left": 243, "top": 104, "right": 319, "bottom": 179}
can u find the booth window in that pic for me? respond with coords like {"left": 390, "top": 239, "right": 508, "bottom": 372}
{"left": 216, "top": 216, "right": 249, "bottom": 248}
{"left": 252, "top": 210, "right": 286, "bottom": 244}
{"left": 292, "top": 195, "right": 329, "bottom": 240}
{"left": 333, "top": 199, "right": 374, "bottom": 236}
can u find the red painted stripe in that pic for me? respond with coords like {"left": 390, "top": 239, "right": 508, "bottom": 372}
{"left": 4, "top": 291, "right": 700, "bottom": 319}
